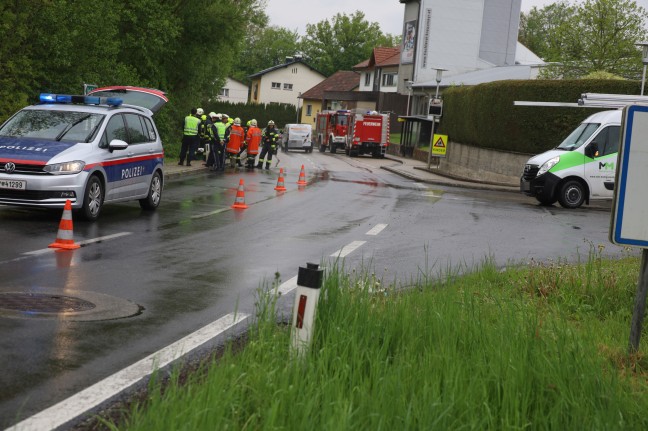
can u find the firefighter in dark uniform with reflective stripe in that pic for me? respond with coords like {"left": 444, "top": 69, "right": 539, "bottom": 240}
{"left": 205, "top": 112, "right": 221, "bottom": 170}
{"left": 257, "top": 120, "right": 279, "bottom": 169}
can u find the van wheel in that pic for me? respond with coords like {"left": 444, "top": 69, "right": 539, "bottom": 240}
{"left": 79, "top": 175, "right": 104, "bottom": 221}
{"left": 558, "top": 180, "right": 586, "bottom": 209}
{"left": 139, "top": 171, "right": 163, "bottom": 210}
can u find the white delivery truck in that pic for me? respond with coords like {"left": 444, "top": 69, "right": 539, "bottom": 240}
{"left": 520, "top": 109, "right": 621, "bottom": 209}
{"left": 282, "top": 124, "right": 313, "bottom": 153}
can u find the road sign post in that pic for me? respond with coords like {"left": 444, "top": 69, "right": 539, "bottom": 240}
{"left": 610, "top": 105, "right": 648, "bottom": 353}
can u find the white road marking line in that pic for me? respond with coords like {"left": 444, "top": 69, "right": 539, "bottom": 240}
{"left": 0, "top": 233, "right": 134, "bottom": 266}
{"left": 366, "top": 224, "right": 387, "bottom": 236}
{"left": 21, "top": 232, "right": 133, "bottom": 256}
{"left": 190, "top": 208, "right": 230, "bottom": 219}
{"left": 330, "top": 240, "right": 366, "bottom": 258}
{"left": 6, "top": 312, "right": 250, "bottom": 431}
{"left": 276, "top": 275, "right": 298, "bottom": 295}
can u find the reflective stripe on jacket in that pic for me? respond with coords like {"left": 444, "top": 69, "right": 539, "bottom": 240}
{"left": 245, "top": 127, "right": 262, "bottom": 155}
{"left": 183, "top": 115, "right": 201, "bottom": 136}
{"left": 226, "top": 125, "right": 245, "bottom": 154}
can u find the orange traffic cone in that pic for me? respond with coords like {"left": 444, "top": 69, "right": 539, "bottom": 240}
{"left": 231, "top": 178, "right": 248, "bottom": 209}
{"left": 49, "top": 199, "right": 80, "bottom": 250}
{"left": 297, "top": 165, "right": 307, "bottom": 186}
{"left": 275, "top": 168, "right": 287, "bottom": 191}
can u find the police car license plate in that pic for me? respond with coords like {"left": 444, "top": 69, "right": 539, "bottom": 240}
{"left": 0, "top": 179, "right": 26, "bottom": 190}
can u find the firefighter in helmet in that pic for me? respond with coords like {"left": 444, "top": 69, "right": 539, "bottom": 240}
{"left": 245, "top": 119, "right": 262, "bottom": 169}
{"left": 226, "top": 117, "right": 245, "bottom": 168}
{"left": 257, "top": 120, "right": 279, "bottom": 169}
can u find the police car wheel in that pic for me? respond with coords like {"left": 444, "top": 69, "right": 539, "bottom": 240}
{"left": 558, "top": 180, "right": 585, "bottom": 209}
{"left": 79, "top": 175, "right": 104, "bottom": 221}
{"left": 139, "top": 171, "right": 162, "bottom": 211}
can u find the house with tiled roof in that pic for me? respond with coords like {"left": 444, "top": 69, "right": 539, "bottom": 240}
{"left": 354, "top": 47, "right": 401, "bottom": 94}
{"left": 298, "top": 71, "right": 360, "bottom": 125}
{"left": 248, "top": 56, "right": 326, "bottom": 107}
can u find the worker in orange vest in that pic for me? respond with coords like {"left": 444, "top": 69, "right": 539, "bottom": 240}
{"left": 226, "top": 117, "right": 245, "bottom": 168}
{"left": 245, "top": 119, "right": 262, "bottom": 169}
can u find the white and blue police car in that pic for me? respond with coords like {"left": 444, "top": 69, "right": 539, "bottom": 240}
{"left": 0, "top": 86, "right": 167, "bottom": 221}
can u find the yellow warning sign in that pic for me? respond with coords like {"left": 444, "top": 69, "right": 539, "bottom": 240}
{"left": 431, "top": 134, "right": 448, "bottom": 157}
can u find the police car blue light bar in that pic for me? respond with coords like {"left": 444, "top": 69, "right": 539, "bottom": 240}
{"left": 39, "top": 93, "right": 123, "bottom": 107}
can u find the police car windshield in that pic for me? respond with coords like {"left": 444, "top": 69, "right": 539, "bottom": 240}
{"left": 0, "top": 110, "right": 104, "bottom": 143}
{"left": 556, "top": 122, "right": 600, "bottom": 151}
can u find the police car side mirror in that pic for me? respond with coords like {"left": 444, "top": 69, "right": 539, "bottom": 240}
{"left": 108, "top": 139, "right": 129, "bottom": 153}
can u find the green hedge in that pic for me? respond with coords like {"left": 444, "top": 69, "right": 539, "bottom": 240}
{"left": 437, "top": 79, "right": 641, "bottom": 154}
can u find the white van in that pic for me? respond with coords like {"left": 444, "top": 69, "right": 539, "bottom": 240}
{"left": 520, "top": 109, "right": 620, "bottom": 208}
{"left": 282, "top": 124, "right": 312, "bottom": 152}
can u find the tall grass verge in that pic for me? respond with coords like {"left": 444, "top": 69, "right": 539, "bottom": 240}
{"left": 111, "top": 251, "right": 648, "bottom": 430}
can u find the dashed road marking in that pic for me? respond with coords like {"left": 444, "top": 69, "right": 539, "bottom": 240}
{"left": 366, "top": 224, "right": 387, "bottom": 236}
{"left": 331, "top": 240, "right": 366, "bottom": 258}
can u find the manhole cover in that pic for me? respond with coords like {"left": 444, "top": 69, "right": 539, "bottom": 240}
{"left": 0, "top": 290, "right": 142, "bottom": 321}
{"left": 0, "top": 293, "right": 96, "bottom": 313}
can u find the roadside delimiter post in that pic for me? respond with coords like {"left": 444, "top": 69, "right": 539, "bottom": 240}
{"left": 291, "top": 262, "right": 323, "bottom": 357}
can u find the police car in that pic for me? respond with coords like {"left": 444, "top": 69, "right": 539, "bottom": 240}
{"left": 0, "top": 86, "right": 167, "bottom": 221}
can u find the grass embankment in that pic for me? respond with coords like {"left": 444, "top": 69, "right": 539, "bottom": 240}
{"left": 109, "top": 250, "right": 648, "bottom": 430}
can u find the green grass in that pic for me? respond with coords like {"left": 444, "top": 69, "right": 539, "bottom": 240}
{"left": 107, "top": 249, "right": 648, "bottom": 430}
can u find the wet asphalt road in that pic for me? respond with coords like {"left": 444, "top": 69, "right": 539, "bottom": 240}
{"left": 0, "top": 150, "right": 633, "bottom": 427}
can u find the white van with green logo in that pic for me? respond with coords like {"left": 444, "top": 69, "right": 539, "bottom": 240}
{"left": 520, "top": 109, "right": 620, "bottom": 208}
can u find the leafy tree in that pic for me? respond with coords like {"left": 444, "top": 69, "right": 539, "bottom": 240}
{"left": 518, "top": 1, "right": 576, "bottom": 60}
{"left": 300, "top": 11, "right": 400, "bottom": 76}
{"left": 520, "top": 0, "right": 648, "bottom": 79}
{"left": 234, "top": 25, "right": 301, "bottom": 83}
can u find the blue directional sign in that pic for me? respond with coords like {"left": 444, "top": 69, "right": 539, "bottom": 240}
{"left": 610, "top": 105, "right": 648, "bottom": 247}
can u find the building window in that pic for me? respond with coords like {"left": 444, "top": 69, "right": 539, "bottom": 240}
{"left": 219, "top": 88, "right": 230, "bottom": 97}
{"left": 364, "top": 73, "right": 371, "bottom": 86}
{"left": 381, "top": 73, "right": 398, "bottom": 87}
{"left": 283, "top": 83, "right": 293, "bottom": 91}
{"left": 306, "top": 105, "right": 312, "bottom": 116}
{"left": 271, "top": 82, "right": 281, "bottom": 89}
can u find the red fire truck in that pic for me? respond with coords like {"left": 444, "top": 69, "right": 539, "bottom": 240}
{"left": 315, "top": 110, "right": 351, "bottom": 153}
{"left": 315, "top": 110, "right": 390, "bottom": 158}
{"left": 345, "top": 111, "right": 390, "bottom": 158}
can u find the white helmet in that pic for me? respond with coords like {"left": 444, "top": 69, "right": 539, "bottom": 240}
{"left": 234, "top": 117, "right": 241, "bottom": 125}
{"left": 250, "top": 119, "right": 257, "bottom": 127}
{"left": 196, "top": 108, "right": 204, "bottom": 116}
{"left": 208, "top": 112, "right": 217, "bottom": 119}
{"left": 268, "top": 120, "right": 275, "bottom": 126}
{"left": 215, "top": 113, "right": 222, "bottom": 119}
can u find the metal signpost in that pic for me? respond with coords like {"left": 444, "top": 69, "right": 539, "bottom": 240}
{"left": 426, "top": 68, "right": 446, "bottom": 170}
{"left": 610, "top": 105, "right": 648, "bottom": 352}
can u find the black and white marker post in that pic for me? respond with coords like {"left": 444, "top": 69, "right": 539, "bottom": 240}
{"left": 291, "top": 263, "right": 323, "bottom": 357}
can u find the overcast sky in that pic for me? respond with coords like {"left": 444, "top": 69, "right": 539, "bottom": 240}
{"left": 264, "top": 0, "right": 648, "bottom": 36}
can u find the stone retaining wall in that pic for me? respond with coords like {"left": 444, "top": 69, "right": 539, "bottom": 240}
{"left": 388, "top": 142, "right": 531, "bottom": 186}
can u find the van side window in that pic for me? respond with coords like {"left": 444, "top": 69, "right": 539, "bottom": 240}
{"left": 602, "top": 126, "right": 620, "bottom": 156}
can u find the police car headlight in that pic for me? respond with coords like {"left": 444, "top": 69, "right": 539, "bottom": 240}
{"left": 537, "top": 156, "right": 559, "bottom": 176}
{"left": 44, "top": 161, "right": 86, "bottom": 175}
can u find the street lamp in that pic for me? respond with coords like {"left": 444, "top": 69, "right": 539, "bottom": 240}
{"left": 427, "top": 68, "right": 446, "bottom": 170}
{"left": 296, "top": 92, "right": 302, "bottom": 123}
{"left": 637, "top": 42, "right": 648, "bottom": 96}
{"left": 405, "top": 79, "right": 413, "bottom": 116}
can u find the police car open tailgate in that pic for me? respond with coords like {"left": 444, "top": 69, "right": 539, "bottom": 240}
{"left": 88, "top": 86, "right": 168, "bottom": 114}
